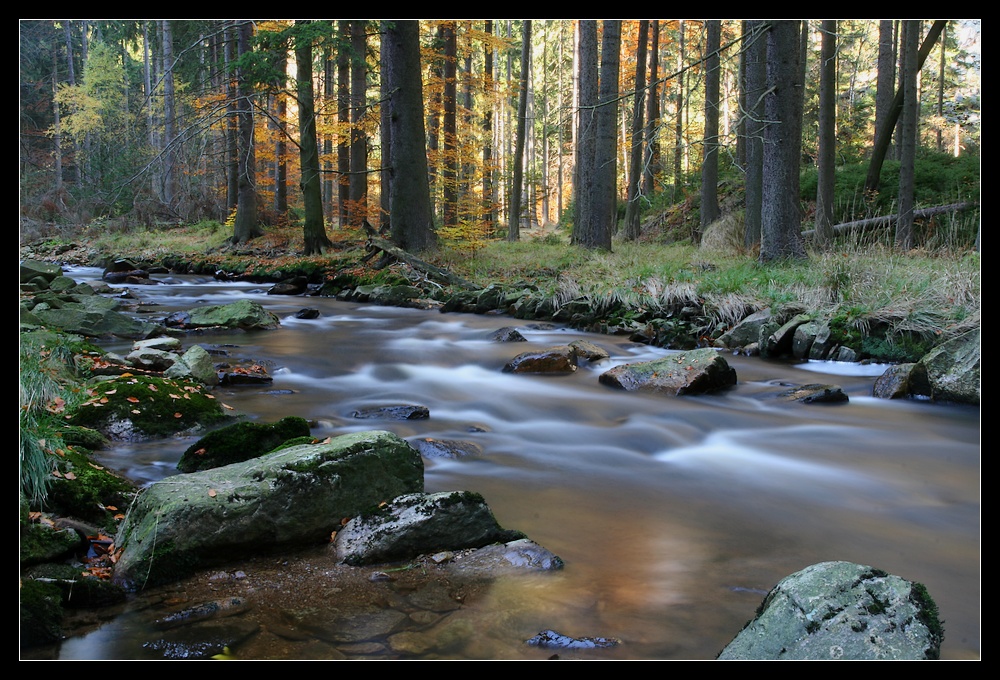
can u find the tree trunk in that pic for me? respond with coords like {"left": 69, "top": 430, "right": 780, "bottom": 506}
{"left": 814, "top": 19, "right": 837, "bottom": 247}
{"left": 760, "top": 20, "right": 806, "bottom": 262}
{"left": 587, "top": 19, "right": 620, "bottom": 251}
{"left": 698, "top": 20, "right": 721, "bottom": 240}
{"left": 337, "top": 21, "right": 350, "bottom": 227}
{"left": 573, "top": 20, "right": 598, "bottom": 246}
{"left": 623, "top": 20, "right": 649, "bottom": 241}
{"left": 508, "top": 20, "right": 531, "bottom": 241}
{"left": 349, "top": 20, "right": 368, "bottom": 227}
{"left": 161, "top": 20, "right": 177, "bottom": 208}
{"left": 296, "top": 21, "right": 332, "bottom": 255}
{"left": 642, "top": 20, "right": 660, "bottom": 198}
{"left": 482, "top": 20, "right": 495, "bottom": 235}
{"left": 743, "top": 20, "right": 766, "bottom": 249}
{"left": 442, "top": 21, "right": 459, "bottom": 232}
{"left": 383, "top": 20, "right": 436, "bottom": 252}
{"left": 231, "top": 21, "right": 262, "bottom": 245}
{"left": 896, "top": 20, "right": 919, "bottom": 250}
{"left": 673, "top": 21, "right": 684, "bottom": 196}
{"left": 864, "top": 20, "right": 946, "bottom": 193}
{"left": 874, "top": 21, "right": 897, "bottom": 164}
{"left": 273, "top": 49, "right": 288, "bottom": 215}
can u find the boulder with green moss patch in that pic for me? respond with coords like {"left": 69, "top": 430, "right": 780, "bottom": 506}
{"left": 113, "top": 430, "right": 424, "bottom": 590}
{"left": 67, "top": 374, "right": 235, "bottom": 441}
{"left": 177, "top": 416, "right": 312, "bottom": 472}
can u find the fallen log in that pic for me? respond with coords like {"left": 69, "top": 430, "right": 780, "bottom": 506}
{"left": 802, "top": 202, "right": 976, "bottom": 239}
{"left": 363, "top": 229, "right": 476, "bottom": 290}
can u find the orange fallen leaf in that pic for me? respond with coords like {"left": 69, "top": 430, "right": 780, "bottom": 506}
{"left": 208, "top": 489, "right": 217, "bottom": 497}
{"left": 106, "top": 505, "right": 118, "bottom": 511}
{"left": 148, "top": 384, "right": 158, "bottom": 392}
{"left": 194, "top": 448, "right": 207, "bottom": 456}
{"left": 127, "top": 396, "right": 140, "bottom": 403}
{"left": 169, "top": 393, "right": 181, "bottom": 399}
{"left": 174, "top": 412, "right": 183, "bottom": 418}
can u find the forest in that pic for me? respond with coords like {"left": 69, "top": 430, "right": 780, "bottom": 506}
{"left": 19, "top": 19, "right": 981, "bottom": 261}
{"left": 18, "top": 20, "right": 982, "bottom": 660}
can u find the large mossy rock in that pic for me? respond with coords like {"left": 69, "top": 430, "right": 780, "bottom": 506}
{"left": 113, "top": 430, "right": 424, "bottom": 590}
{"left": 177, "top": 416, "right": 312, "bottom": 472}
{"left": 186, "top": 299, "right": 280, "bottom": 330}
{"left": 598, "top": 347, "right": 737, "bottom": 396}
{"left": 717, "top": 561, "right": 943, "bottom": 660}
{"left": 917, "top": 328, "right": 980, "bottom": 404}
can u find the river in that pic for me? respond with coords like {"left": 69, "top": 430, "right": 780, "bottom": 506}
{"left": 39, "top": 268, "right": 980, "bottom": 660}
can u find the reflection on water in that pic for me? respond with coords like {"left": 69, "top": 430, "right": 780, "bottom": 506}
{"left": 48, "top": 268, "right": 979, "bottom": 660}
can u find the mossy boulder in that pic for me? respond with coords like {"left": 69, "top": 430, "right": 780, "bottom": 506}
{"left": 113, "top": 430, "right": 424, "bottom": 590}
{"left": 67, "top": 374, "right": 235, "bottom": 441}
{"left": 177, "top": 416, "right": 312, "bottom": 472}
{"left": 186, "top": 299, "right": 280, "bottom": 330}
{"left": 45, "top": 447, "right": 137, "bottom": 526}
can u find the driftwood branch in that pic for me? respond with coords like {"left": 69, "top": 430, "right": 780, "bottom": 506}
{"left": 361, "top": 222, "right": 476, "bottom": 289}
{"left": 801, "top": 202, "right": 976, "bottom": 239}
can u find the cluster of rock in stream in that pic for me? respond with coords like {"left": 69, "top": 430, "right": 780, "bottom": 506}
{"left": 20, "top": 259, "right": 952, "bottom": 659}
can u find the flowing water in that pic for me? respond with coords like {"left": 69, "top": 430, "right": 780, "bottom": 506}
{"left": 39, "top": 268, "right": 980, "bottom": 660}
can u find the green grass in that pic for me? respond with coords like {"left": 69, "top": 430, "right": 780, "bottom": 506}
{"left": 18, "top": 331, "right": 94, "bottom": 505}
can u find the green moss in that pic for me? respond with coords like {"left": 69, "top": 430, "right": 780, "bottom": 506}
{"left": 19, "top": 579, "right": 64, "bottom": 647}
{"left": 177, "top": 416, "right": 311, "bottom": 472}
{"left": 910, "top": 582, "right": 944, "bottom": 659}
{"left": 67, "top": 374, "right": 231, "bottom": 440}
{"left": 45, "top": 447, "right": 137, "bottom": 525}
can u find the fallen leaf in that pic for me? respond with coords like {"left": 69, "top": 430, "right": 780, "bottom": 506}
{"left": 148, "top": 384, "right": 158, "bottom": 392}
{"left": 105, "top": 389, "right": 117, "bottom": 395}
{"left": 89, "top": 463, "right": 105, "bottom": 470}
{"left": 127, "top": 396, "right": 140, "bottom": 403}
{"left": 208, "top": 489, "right": 217, "bottom": 497}
{"left": 169, "top": 393, "right": 181, "bottom": 399}
{"left": 131, "top": 409, "right": 141, "bottom": 414}
{"left": 64, "top": 472, "right": 77, "bottom": 480}
{"left": 222, "top": 403, "right": 234, "bottom": 410}
{"left": 174, "top": 412, "right": 183, "bottom": 418}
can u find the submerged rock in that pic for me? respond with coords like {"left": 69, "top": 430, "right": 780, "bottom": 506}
{"left": 502, "top": 345, "right": 577, "bottom": 374}
{"left": 525, "top": 629, "right": 620, "bottom": 649}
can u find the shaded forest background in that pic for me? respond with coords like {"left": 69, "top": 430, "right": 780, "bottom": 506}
{"left": 19, "top": 20, "right": 981, "bottom": 258}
